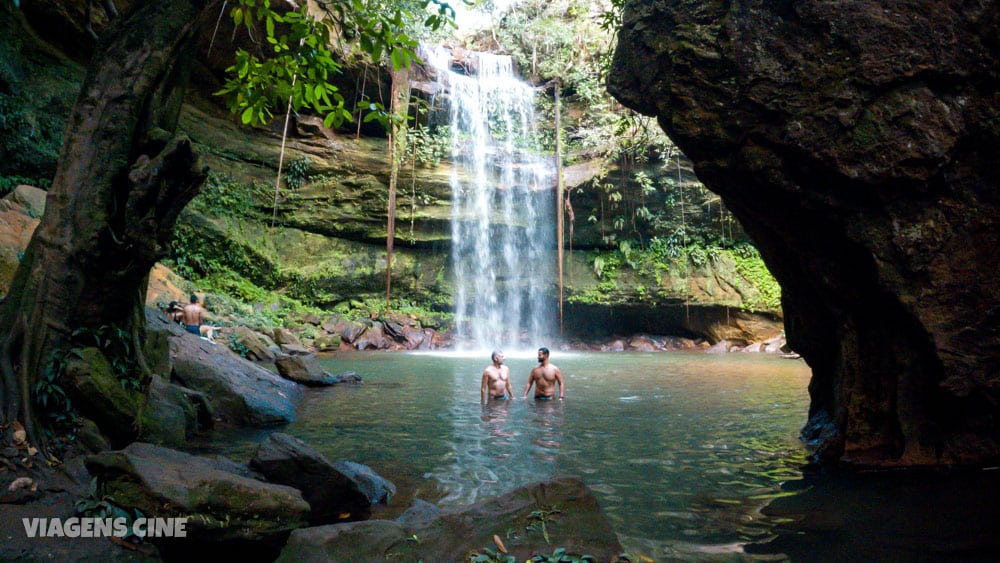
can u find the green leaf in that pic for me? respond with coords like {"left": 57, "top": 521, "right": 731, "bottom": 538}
{"left": 390, "top": 48, "right": 406, "bottom": 71}
{"left": 241, "top": 107, "right": 254, "bottom": 124}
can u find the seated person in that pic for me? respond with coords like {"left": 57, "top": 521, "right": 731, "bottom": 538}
{"left": 180, "top": 294, "right": 217, "bottom": 341}
{"left": 165, "top": 301, "right": 184, "bottom": 324}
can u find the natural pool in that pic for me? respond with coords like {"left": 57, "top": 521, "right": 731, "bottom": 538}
{"left": 194, "top": 351, "right": 815, "bottom": 559}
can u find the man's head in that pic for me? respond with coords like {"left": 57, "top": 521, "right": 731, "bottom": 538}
{"left": 190, "top": 294, "right": 199, "bottom": 304}
{"left": 491, "top": 349, "right": 504, "bottom": 364}
{"left": 537, "top": 347, "right": 550, "bottom": 362}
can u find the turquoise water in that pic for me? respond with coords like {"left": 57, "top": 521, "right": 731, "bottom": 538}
{"left": 197, "top": 351, "right": 813, "bottom": 558}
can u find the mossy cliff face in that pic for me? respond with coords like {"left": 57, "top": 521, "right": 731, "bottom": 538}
{"left": 2, "top": 0, "right": 782, "bottom": 346}
{"left": 609, "top": 1, "right": 1000, "bottom": 466}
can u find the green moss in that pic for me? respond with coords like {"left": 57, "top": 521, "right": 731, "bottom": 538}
{"left": 729, "top": 246, "right": 781, "bottom": 312}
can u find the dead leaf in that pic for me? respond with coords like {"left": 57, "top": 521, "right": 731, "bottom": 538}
{"left": 7, "top": 477, "right": 33, "bottom": 492}
{"left": 11, "top": 420, "right": 26, "bottom": 444}
{"left": 26, "top": 446, "right": 37, "bottom": 456}
{"left": 493, "top": 534, "right": 507, "bottom": 554}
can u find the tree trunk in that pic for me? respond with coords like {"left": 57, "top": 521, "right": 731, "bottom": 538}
{"left": 385, "top": 66, "right": 410, "bottom": 314}
{"left": 0, "top": 0, "right": 208, "bottom": 451}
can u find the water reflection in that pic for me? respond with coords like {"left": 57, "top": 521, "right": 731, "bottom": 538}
{"left": 480, "top": 401, "right": 514, "bottom": 458}
{"left": 526, "top": 398, "right": 563, "bottom": 461}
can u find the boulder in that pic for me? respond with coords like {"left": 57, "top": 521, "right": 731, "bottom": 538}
{"left": 313, "top": 333, "right": 342, "bottom": 351}
{"left": 418, "top": 328, "right": 435, "bottom": 350}
{"left": 63, "top": 347, "right": 142, "bottom": 446}
{"left": 602, "top": 339, "right": 626, "bottom": 352}
{"left": 85, "top": 443, "right": 310, "bottom": 543}
{"left": 272, "top": 327, "right": 310, "bottom": 355}
{"left": 231, "top": 326, "right": 278, "bottom": 361}
{"left": 168, "top": 326, "right": 300, "bottom": 426}
{"left": 354, "top": 324, "right": 388, "bottom": 350}
{"left": 74, "top": 417, "right": 111, "bottom": 454}
{"left": 274, "top": 354, "right": 340, "bottom": 387}
{"left": 139, "top": 374, "right": 204, "bottom": 447}
{"left": 401, "top": 326, "right": 426, "bottom": 349}
{"left": 395, "top": 498, "right": 441, "bottom": 530}
{"left": 627, "top": 334, "right": 661, "bottom": 351}
{"left": 277, "top": 477, "right": 622, "bottom": 562}
{"left": 381, "top": 318, "right": 406, "bottom": 342}
{"left": 330, "top": 460, "right": 396, "bottom": 505}
{"left": 143, "top": 319, "right": 174, "bottom": 378}
{"left": 5, "top": 185, "right": 47, "bottom": 216}
{"left": 340, "top": 320, "right": 367, "bottom": 344}
{"left": 332, "top": 371, "right": 363, "bottom": 384}
{"left": 301, "top": 313, "right": 324, "bottom": 326}
{"left": 321, "top": 313, "right": 348, "bottom": 334}
{"left": 0, "top": 188, "right": 42, "bottom": 296}
{"left": 249, "top": 433, "right": 392, "bottom": 524}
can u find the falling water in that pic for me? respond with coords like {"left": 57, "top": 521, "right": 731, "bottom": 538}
{"left": 426, "top": 47, "right": 556, "bottom": 350}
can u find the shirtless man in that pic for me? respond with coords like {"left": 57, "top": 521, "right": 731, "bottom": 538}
{"left": 522, "top": 347, "right": 564, "bottom": 401}
{"left": 481, "top": 349, "right": 513, "bottom": 403}
{"left": 181, "top": 295, "right": 215, "bottom": 340}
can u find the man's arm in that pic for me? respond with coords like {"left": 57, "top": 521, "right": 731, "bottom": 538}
{"left": 481, "top": 371, "right": 490, "bottom": 404}
{"left": 505, "top": 374, "right": 513, "bottom": 399}
{"left": 522, "top": 370, "right": 535, "bottom": 398}
{"left": 555, "top": 368, "right": 565, "bottom": 400}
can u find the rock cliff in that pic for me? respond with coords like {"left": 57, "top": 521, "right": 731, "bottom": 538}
{"left": 609, "top": 0, "right": 999, "bottom": 465}
{"left": 2, "top": 0, "right": 788, "bottom": 348}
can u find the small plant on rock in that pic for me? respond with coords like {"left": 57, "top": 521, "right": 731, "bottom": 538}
{"left": 530, "top": 547, "right": 597, "bottom": 563}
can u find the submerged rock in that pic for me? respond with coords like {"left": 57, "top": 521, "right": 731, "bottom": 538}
{"left": 277, "top": 476, "right": 622, "bottom": 562}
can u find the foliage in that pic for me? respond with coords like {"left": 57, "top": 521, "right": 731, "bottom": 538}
{"left": 216, "top": 0, "right": 455, "bottom": 129}
{"left": 404, "top": 124, "right": 452, "bottom": 167}
{"left": 228, "top": 333, "right": 252, "bottom": 358}
{"left": 731, "top": 244, "right": 782, "bottom": 311}
{"left": 194, "top": 172, "right": 270, "bottom": 217}
{"left": 526, "top": 506, "right": 561, "bottom": 544}
{"left": 168, "top": 221, "right": 283, "bottom": 288}
{"left": 530, "top": 548, "right": 597, "bottom": 563}
{"left": 469, "top": 547, "right": 515, "bottom": 563}
{"left": 34, "top": 349, "right": 78, "bottom": 429}
{"left": 75, "top": 481, "right": 146, "bottom": 540}
{"left": 284, "top": 157, "right": 312, "bottom": 190}
{"left": 572, "top": 241, "right": 781, "bottom": 310}
{"left": 71, "top": 325, "right": 143, "bottom": 392}
{"left": 33, "top": 323, "right": 146, "bottom": 436}
{"left": 0, "top": 93, "right": 64, "bottom": 180}
{"left": 0, "top": 175, "right": 51, "bottom": 199}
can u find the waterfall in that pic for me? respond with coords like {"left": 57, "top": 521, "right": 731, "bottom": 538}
{"left": 426, "top": 47, "right": 556, "bottom": 351}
